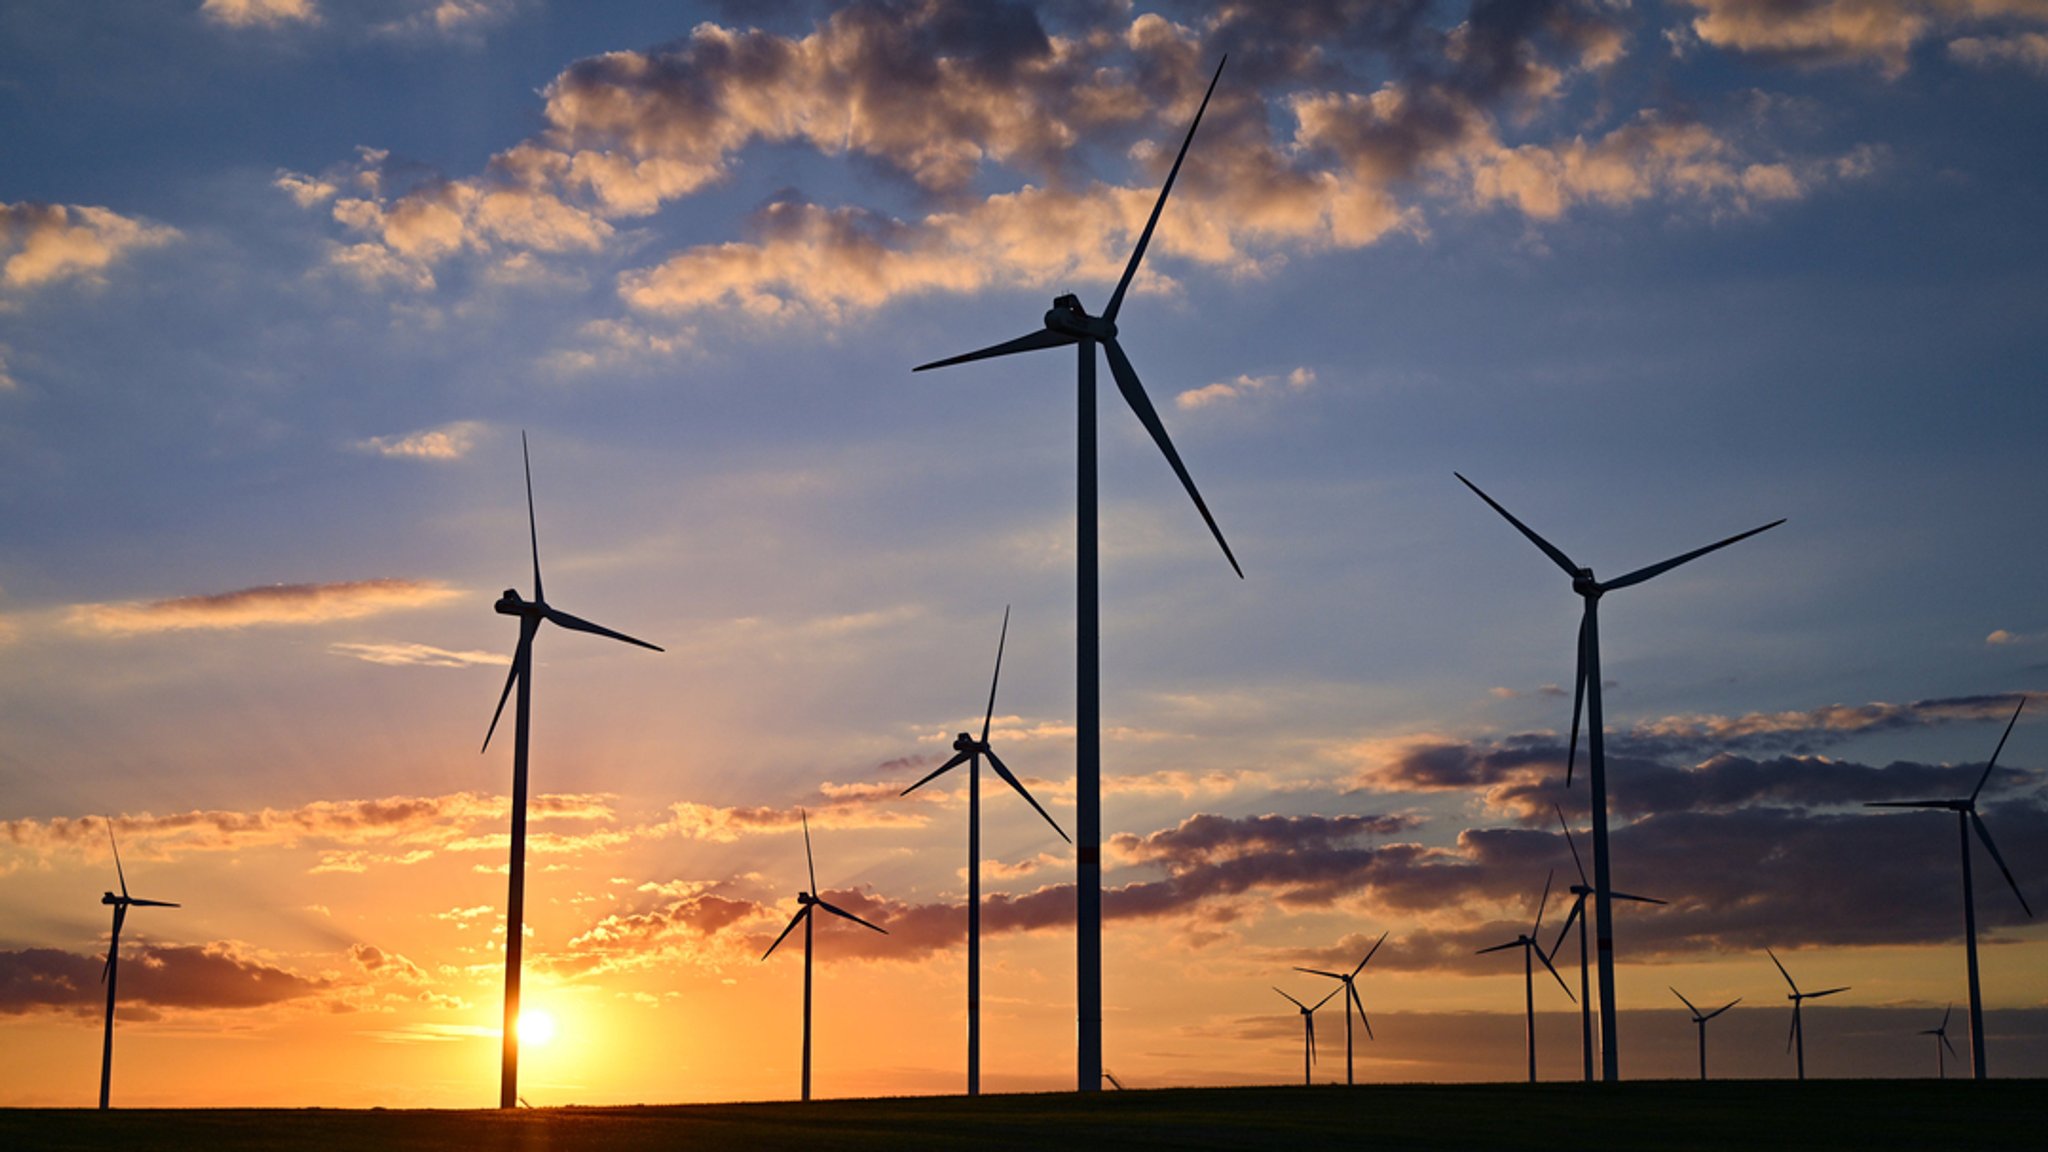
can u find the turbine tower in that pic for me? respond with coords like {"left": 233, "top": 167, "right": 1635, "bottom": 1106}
{"left": 481, "top": 432, "right": 662, "bottom": 1109}
{"left": 1457, "top": 473, "right": 1780, "bottom": 1080}
{"left": 1921, "top": 1005, "right": 1958, "bottom": 1079}
{"left": 1768, "top": 948, "right": 1847, "bottom": 1080}
{"left": 1293, "top": 931, "right": 1385, "bottom": 1085}
{"left": 1865, "top": 696, "right": 2032, "bottom": 1079}
{"left": 1551, "top": 804, "right": 1663, "bottom": 1081}
{"left": 97, "top": 818, "right": 178, "bottom": 1110}
{"left": 1274, "top": 985, "right": 1339, "bottom": 1087}
{"left": 1669, "top": 987, "right": 1739, "bottom": 1081}
{"left": 914, "top": 58, "right": 1241, "bottom": 1092}
{"left": 900, "top": 607, "right": 1069, "bottom": 1095}
{"left": 1476, "top": 871, "right": 1574, "bottom": 1083}
{"left": 762, "top": 811, "right": 888, "bottom": 1102}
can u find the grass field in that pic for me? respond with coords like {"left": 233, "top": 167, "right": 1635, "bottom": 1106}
{"left": 3, "top": 1080, "right": 2036, "bottom": 1151}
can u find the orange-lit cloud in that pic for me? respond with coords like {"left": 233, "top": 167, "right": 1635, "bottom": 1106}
{"left": 1674, "top": 0, "right": 2048, "bottom": 78}
{"left": 66, "top": 578, "right": 462, "bottom": 635}
{"left": 328, "top": 641, "right": 503, "bottom": 667}
{"left": 1950, "top": 31, "right": 2048, "bottom": 74}
{"left": 351, "top": 419, "right": 486, "bottom": 461}
{"left": 201, "top": 0, "right": 318, "bottom": 31}
{"left": 1177, "top": 368, "right": 1315, "bottom": 411}
{"left": 0, "top": 202, "right": 178, "bottom": 292}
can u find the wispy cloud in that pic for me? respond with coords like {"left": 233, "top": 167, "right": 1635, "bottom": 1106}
{"left": 350, "top": 420, "right": 486, "bottom": 461}
{"left": 1987, "top": 628, "right": 2048, "bottom": 647}
{"left": 200, "top": 0, "right": 318, "bottom": 30}
{"left": 329, "top": 641, "right": 502, "bottom": 667}
{"left": 1672, "top": 0, "right": 2048, "bottom": 79}
{"left": 1177, "top": 368, "right": 1315, "bottom": 411}
{"left": 0, "top": 202, "right": 178, "bottom": 293}
{"left": 66, "top": 579, "right": 461, "bottom": 635}
{"left": 1950, "top": 32, "right": 2048, "bottom": 76}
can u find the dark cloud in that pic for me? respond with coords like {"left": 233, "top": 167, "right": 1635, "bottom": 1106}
{"left": 0, "top": 944, "right": 332, "bottom": 1017}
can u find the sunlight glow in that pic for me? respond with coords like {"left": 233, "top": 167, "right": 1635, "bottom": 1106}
{"left": 517, "top": 1009, "right": 556, "bottom": 1049}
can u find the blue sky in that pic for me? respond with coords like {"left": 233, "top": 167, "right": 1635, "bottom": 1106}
{"left": 2, "top": 0, "right": 2046, "bottom": 1105}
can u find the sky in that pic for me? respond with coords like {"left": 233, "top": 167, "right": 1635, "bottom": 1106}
{"left": 3, "top": 0, "right": 2048, "bottom": 1108}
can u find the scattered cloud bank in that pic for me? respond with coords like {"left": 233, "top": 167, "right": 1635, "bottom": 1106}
{"left": 0, "top": 202, "right": 178, "bottom": 293}
{"left": 1177, "top": 368, "right": 1315, "bottom": 411}
{"left": 1673, "top": 0, "right": 2048, "bottom": 79}
{"left": 351, "top": 420, "right": 486, "bottom": 461}
{"left": 66, "top": 579, "right": 462, "bottom": 635}
{"left": 200, "top": 0, "right": 319, "bottom": 30}
{"left": 0, "top": 944, "right": 331, "bottom": 1018}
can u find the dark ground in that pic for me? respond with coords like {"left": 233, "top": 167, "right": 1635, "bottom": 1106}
{"left": 2, "top": 1080, "right": 2036, "bottom": 1151}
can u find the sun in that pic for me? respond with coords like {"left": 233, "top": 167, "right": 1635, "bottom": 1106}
{"left": 516, "top": 1009, "right": 557, "bottom": 1049}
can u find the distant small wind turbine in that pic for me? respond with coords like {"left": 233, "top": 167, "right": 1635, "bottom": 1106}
{"left": 1670, "top": 987, "right": 1739, "bottom": 1081}
{"left": 1457, "top": 472, "right": 1780, "bottom": 1081}
{"left": 1768, "top": 948, "right": 1847, "bottom": 1081}
{"left": 1551, "top": 804, "right": 1663, "bottom": 1081}
{"left": 762, "top": 811, "right": 888, "bottom": 1102}
{"left": 1921, "top": 1005, "right": 1959, "bottom": 1079}
{"left": 98, "top": 818, "right": 178, "bottom": 1110}
{"left": 480, "top": 432, "right": 662, "bottom": 1110}
{"left": 1477, "top": 871, "right": 1574, "bottom": 1083}
{"left": 915, "top": 56, "right": 1240, "bottom": 1093}
{"left": 1274, "top": 985, "right": 1340, "bottom": 1087}
{"left": 1865, "top": 696, "right": 2032, "bottom": 1080}
{"left": 1293, "top": 931, "right": 1386, "bottom": 1086}
{"left": 901, "top": 607, "right": 1068, "bottom": 1096}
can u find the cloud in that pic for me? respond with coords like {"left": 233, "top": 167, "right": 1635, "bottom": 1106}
{"left": 658, "top": 796, "right": 930, "bottom": 843}
{"left": 0, "top": 342, "right": 15, "bottom": 391}
{"left": 1950, "top": 31, "right": 2048, "bottom": 75}
{"left": 1674, "top": 0, "right": 2048, "bottom": 78}
{"left": 274, "top": 170, "right": 337, "bottom": 208}
{"left": 66, "top": 578, "right": 462, "bottom": 635}
{"left": 328, "top": 641, "right": 503, "bottom": 667}
{"left": 372, "top": 0, "right": 520, "bottom": 42}
{"left": 0, "top": 202, "right": 178, "bottom": 292}
{"left": 350, "top": 420, "right": 486, "bottom": 461}
{"left": 1176, "top": 368, "right": 1315, "bottom": 411}
{"left": 0, "top": 944, "right": 332, "bottom": 1017}
{"left": 1988, "top": 628, "right": 2048, "bottom": 646}
{"left": 200, "top": 0, "right": 319, "bottom": 30}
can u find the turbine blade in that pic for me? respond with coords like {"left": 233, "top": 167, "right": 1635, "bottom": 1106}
{"left": 1706, "top": 998, "right": 1740, "bottom": 1020}
{"left": 1942, "top": 1034, "right": 1959, "bottom": 1058}
{"left": 1600, "top": 518, "right": 1785, "bottom": 592}
{"left": 1533, "top": 870, "right": 1555, "bottom": 935}
{"left": 1671, "top": 987, "right": 1701, "bottom": 1016}
{"left": 1103, "top": 56, "right": 1226, "bottom": 324}
{"left": 1293, "top": 967, "right": 1345, "bottom": 979}
{"left": 984, "top": 748, "right": 1070, "bottom": 843}
{"left": 1552, "top": 895, "right": 1583, "bottom": 958}
{"left": 1351, "top": 985, "right": 1374, "bottom": 1040}
{"left": 1536, "top": 944, "right": 1574, "bottom": 1001}
{"left": 523, "top": 431, "right": 543, "bottom": 604}
{"left": 981, "top": 606, "right": 1009, "bottom": 745}
{"left": 1972, "top": 696, "right": 2027, "bottom": 803}
{"left": 899, "top": 750, "right": 973, "bottom": 797}
{"left": 542, "top": 606, "right": 663, "bottom": 652}
{"left": 802, "top": 810, "right": 816, "bottom": 896}
{"left": 1274, "top": 987, "right": 1306, "bottom": 1010}
{"left": 1555, "top": 803, "right": 1587, "bottom": 885}
{"left": 480, "top": 628, "right": 532, "bottom": 754}
{"left": 1307, "top": 1013, "right": 1317, "bottom": 1062}
{"left": 1103, "top": 337, "right": 1241, "bottom": 578}
{"left": 1355, "top": 930, "right": 1389, "bottom": 975}
{"left": 1311, "top": 985, "right": 1340, "bottom": 1012}
{"left": 1970, "top": 811, "right": 2031, "bottom": 916}
{"left": 1454, "top": 472, "right": 1581, "bottom": 578}
{"left": 914, "top": 328, "right": 1075, "bottom": 372}
{"left": 761, "top": 907, "right": 809, "bottom": 960}
{"left": 1941, "top": 1004, "right": 1953, "bottom": 1030}
{"left": 1787, "top": 1009, "right": 1799, "bottom": 1053}
{"left": 1768, "top": 947, "right": 1798, "bottom": 994}
{"left": 106, "top": 818, "right": 128, "bottom": 900}
{"left": 1808, "top": 987, "right": 1849, "bottom": 999}
{"left": 1609, "top": 889, "right": 1667, "bottom": 906}
{"left": 129, "top": 898, "right": 179, "bottom": 908}
{"left": 1567, "top": 612, "right": 1589, "bottom": 787}
{"left": 1475, "top": 940, "right": 1522, "bottom": 955}
{"left": 815, "top": 899, "right": 888, "bottom": 934}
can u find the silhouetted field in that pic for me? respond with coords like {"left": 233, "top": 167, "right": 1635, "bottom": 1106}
{"left": 3, "top": 1080, "right": 2036, "bottom": 1151}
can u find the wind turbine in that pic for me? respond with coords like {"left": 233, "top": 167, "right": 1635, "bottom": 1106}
{"left": 1768, "top": 948, "right": 1847, "bottom": 1080}
{"left": 1293, "top": 931, "right": 1386, "bottom": 1085}
{"left": 1921, "top": 1005, "right": 1959, "bottom": 1079}
{"left": 1102, "top": 1069, "right": 1126, "bottom": 1090}
{"left": 1274, "top": 985, "right": 1339, "bottom": 1086}
{"left": 1865, "top": 696, "right": 2032, "bottom": 1080}
{"left": 480, "top": 432, "right": 662, "bottom": 1109}
{"left": 914, "top": 57, "right": 1240, "bottom": 1093}
{"left": 761, "top": 811, "right": 888, "bottom": 1102}
{"left": 1457, "top": 472, "right": 1780, "bottom": 1081}
{"left": 1477, "top": 871, "right": 1574, "bottom": 1083}
{"left": 900, "top": 606, "right": 1069, "bottom": 1096}
{"left": 1669, "top": 987, "right": 1739, "bottom": 1082}
{"left": 1551, "top": 804, "right": 1664, "bottom": 1081}
{"left": 97, "top": 818, "right": 178, "bottom": 1110}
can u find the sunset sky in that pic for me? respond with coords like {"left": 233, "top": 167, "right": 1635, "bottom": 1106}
{"left": 4, "top": 0, "right": 2048, "bottom": 1107}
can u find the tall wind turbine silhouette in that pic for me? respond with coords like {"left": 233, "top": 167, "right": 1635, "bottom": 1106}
{"left": 1669, "top": 987, "right": 1739, "bottom": 1081}
{"left": 1477, "top": 871, "right": 1573, "bottom": 1083}
{"left": 480, "top": 432, "right": 662, "bottom": 1109}
{"left": 762, "top": 811, "right": 888, "bottom": 1102}
{"left": 97, "top": 818, "right": 177, "bottom": 1110}
{"left": 1551, "top": 804, "right": 1663, "bottom": 1081}
{"left": 1921, "top": 1005, "right": 1958, "bottom": 1079}
{"left": 1768, "top": 948, "right": 1847, "bottom": 1080}
{"left": 1274, "top": 985, "right": 1339, "bottom": 1086}
{"left": 1457, "top": 473, "right": 1780, "bottom": 1081}
{"left": 900, "top": 607, "right": 1069, "bottom": 1096}
{"left": 1293, "top": 931, "right": 1385, "bottom": 1085}
{"left": 1865, "top": 696, "right": 2032, "bottom": 1080}
{"left": 914, "top": 57, "right": 1240, "bottom": 1092}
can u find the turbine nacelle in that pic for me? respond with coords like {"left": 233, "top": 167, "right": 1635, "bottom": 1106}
{"left": 797, "top": 891, "right": 817, "bottom": 906}
{"left": 952, "top": 732, "right": 982, "bottom": 754}
{"left": 1571, "top": 571, "right": 1600, "bottom": 598}
{"left": 495, "top": 589, "right": 539, "bottom": 617}
{"left": 1045, "top": 294, "right": 1116, "bottom": 341}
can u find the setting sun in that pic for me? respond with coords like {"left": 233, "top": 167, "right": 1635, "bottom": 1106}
{"left": 517, "top": 1010, "right": 557, "bottom": 1050}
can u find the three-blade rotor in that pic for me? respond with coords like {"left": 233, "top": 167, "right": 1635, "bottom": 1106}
{"left": 101, "top": 820, "right": 178, "bottom": 983}
{"left": 1552, "top": 805, "right": 1664, "bottom": 953}
{"left": 1476, "top": 871, "right": 1573, "bottom": 999}
{"left": 901, "top": 608, "right": 1069, "bottom": 842}
{"left": 913, "top": 58, "right": 1242, "bottom": 580}
{"left": 482, "top": 433, "right": 663, "bottom": 754}
{"left": 763, "top": 811, "right": 889, "bottom": 960}
{"left": 1293, "top": 930, "right": 1385, "bottom": 1040}
{"left": 1454, "top": 473, "right": 1782, "bottom": 784}
{"left": 1864, "top": 696, "right": 2032, "bottom": 916}
{"left": 1671, "top": 986, "right": 1739, "bottom": 1023}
